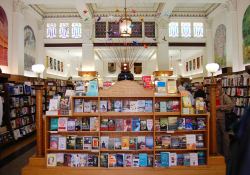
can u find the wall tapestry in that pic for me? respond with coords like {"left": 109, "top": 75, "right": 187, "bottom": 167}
{"left": 134, "top": 63, "right": 142, "bottom": 74}
{"left": 201, "top": 55, "right": 203, "bottom": 66}
{"left": 243, "top": 5, "right": 250, "bottom": 64}
{"left": 58, "top": 60, "right": 60, "bottom": 71}
{"left": 50, "top": 57, "right": 53, "bottom": 69}
{"left": 186, "top": 62, "right": 188, "bottom": 72}
{"left": 54, "top": 59, "right": 56, "bottom": 70}
{"left": 214, "top": 24, "right": 226, "bottom": 69}
{"left": 46, "top": 56, "right": 49, "bottom": 68}
{"left": 61, "top": 62, "right": 63, "bottom": 72}
{"left": 108, "top": 62, "right": 116, "bottom": 73}
{"left": 189, "top": 61, "right": 192, "bottom": 71}
{"left": 0, "top": 6, "right": 8, "bottom": 66}
{"left": 193, "top": 59, "right": 195, "bottom": 70}
{"left": 24, "top": 25, "right": 36, "bottom": 71}
{"left": 197, "top": 57, "right": 200, "bottom": 69}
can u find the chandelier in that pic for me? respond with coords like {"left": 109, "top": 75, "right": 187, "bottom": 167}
{"left": 119, "top": 0, "right": 132, "bottom": 37}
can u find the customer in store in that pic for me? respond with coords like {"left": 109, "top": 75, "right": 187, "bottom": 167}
{"left": 177, "top": 80, "right": 195, "bottom": 105}
{"left": 216, "top": 85, "right": 234, "bottom": 158}
{"left": 194, "top": 83, "right": 206, "bottom": 99}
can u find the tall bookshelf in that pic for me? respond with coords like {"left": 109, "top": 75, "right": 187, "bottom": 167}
{"left": 45, "top": 81, "right": 57, "bottom": 111}
{"left": 45, "top": 81, "right": 209, "bottom": 170}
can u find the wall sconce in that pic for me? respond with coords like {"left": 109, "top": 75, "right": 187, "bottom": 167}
{"left": 32, "top": 64, "right": 45, "bottom": 85}
{"left": 161, "top": 73, "right": 168, "bottom": 76}
{"left": 84, "top": 73, "right": 90, "bottom": 77}
{"left": 206, "top": 63, "right": 219, "bottom": 83}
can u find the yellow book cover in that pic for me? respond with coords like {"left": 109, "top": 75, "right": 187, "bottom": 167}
{"left": 183, "top": 96, "right": 192, "bottom": 108}
{"left": 122, "top": 136, "right": 130, "bottom": 150}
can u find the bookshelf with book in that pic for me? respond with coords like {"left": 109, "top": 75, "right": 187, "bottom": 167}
{"left": 45, "top": 81, "right": 58, "bottom": 111}
{"left": 45, "top": 80, "right": 209, "bottom": 171}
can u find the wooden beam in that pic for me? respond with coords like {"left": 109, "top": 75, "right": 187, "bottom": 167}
{"left": 169, "top": 43, "right": 206, "bottom": 47}
{"left": 78, "top": 71, "right": 98, "bottom": 77}
{"left": 153, "top": 71, "right": 173, "bottom": 76}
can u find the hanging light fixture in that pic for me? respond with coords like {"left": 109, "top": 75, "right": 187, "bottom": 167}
{"left": 179, "top": 50, "right": 182, "bottom": 66}
{"left": 76, "top": 57, "right": 78, "bottom": 70}
{"left": 170, "top": 56, "right": 173, "bottom": 70}
{"left": 119, "top": 0, "right": 132, "bottom": 37}
{"left": 67, "top": 50, "right": 70, "bottom": 67}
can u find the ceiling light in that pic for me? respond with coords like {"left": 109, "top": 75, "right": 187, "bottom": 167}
{"left": 76, "top": 67, "right": 78, "bottom": 70}
{"left": 179, "top": 50, "right": 182, "bottom": 66}
{"left": 87, "top": 74, "right": 89, "bottom": 77}
{"left": 67, "top": 50, "right": 70, "bottom": 66}
{"left": 179, "top": 63, "right": 182, "bottom": 66}
{"left": 119, "top": 0, "right": 132, "bottom": 37}
{"left": 162, "top": 74, "right": 164, "bottom": 76}
{"left": 67, "top": 63, "right": 70, "bottom": 67}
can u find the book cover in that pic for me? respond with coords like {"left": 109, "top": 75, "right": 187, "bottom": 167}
{"left": 186, "top": 134, "right": 196, "bottom": 149}
{"left": 58, "top": 117, "right": 68, "bottom": 131}
{"left": 137, "top": 100, "right": 145, "bottom": 112}
{"left": 115, "top": 119, "right": 123, "bottom": 131}
{"left": 137, "top": 136, "right": 146, "bottom": 149}
{"left": 146, "top": 137, "right": 154, "bottom": 149}
{"left": 122, "top": 136, "right": 130, "bottom": 150}
{"left": 129, "top": 137, "right": 137, "bottom": 150}
{"left": 84, "top": 101, "right": 92, "bottom": 113}
{"left": 155, "top": 119, "right": 160, "bottom": 131}
{"left": 122, "top": 100, "right": 130, "bottom": 112}
{"left": 64, "top": 153, "right": 71, "bottom": 166}
{"left": 90, "top": 117, "right": 99, "bottom": 131}
{"left": 139, "top": 154, "right": 147, "bottom": 167}
{"left": 155, "top": 154, "right": 161, "bottom": 167}
{"left": 117, "top": 154, "right": 125, "bottom": 167}
{"left": 190, "top": 153, "right": 198, "bottom": 166}
{"left": 79, "top": 154, "right": 88, "bottom": 167}
{"left": 108, "top": 119, "right": 115, "bottom": 131}
{"left": 155, "top": 101, "right": 160, "bottom": 112}
{"left": 158, "top": 82, "right": 166, "bottom": 93}
{"left": 66, "top": 135, "right": 76, "bottom": 149}
{"left": 130, "top": 101, "right": 138, "bottom": 112}
{"left": 125, "top": 154, "right": 133, "bottom": 167}
{"left": 168, "top": 117, "right": 178, "bottom": 130}
{"left": 145, "top": 100, "right": 152, "bottom": 112}
{"left": 146, "top": 119, "right": 153, "bottom": 131}
{"left": 101, "top": 136, "right": 109, "bottom": 149}
{"left": 92, "top": 137, "right": 99, "bottom": 149}
{"left": 162, "top": 135, "right": 171, "bottom": 149}
{"left": 142, "top": 76, "right": 153, "bottom": 89}
{"left": 160, "top": 118, "right": 168, "bottom": 131}
{"left": 114, "top": 100, "right": 122, "bottom": 112}
{"left": 75, "top": 137, "right": 83, "bottom": 149}
{"left": 87, "top": 154, "right": 94, "bottom": 166}
{"left": 166, "top": 101, "right": 173, "bottom": 112}
{"left": 93, "top": 155, "right": 99, "bottom": 167}
{"left": 108, "top": 138, "right": 115, "bottom": 150}
{"left": 197, "top": 151, "right": 206, "bottom": 165}
{"left": 67, "top": 119, "right": 76, "bottom": 131}
{"left": 82, "top": 117, "right": 90, "bottom": 131}
{"left": 91, "top": 100, "right": 98, "bottom": 112}
{"left": 49, "top": 99, "right": 59, "bottom": 111}
{"left": 108, "top": 154, "right": 117, "bottom": 167}
{"left": 58, "top": 136, "right": 66, "bottom": 150}
{"left": 161, "top": 152, "right": 170, "bottom": 167}
{"left": 132, "top": 155, "right": 139, "bottom": 167}
{"left": 177, "top": 154, "right": 184, "bottom": 165}
{"left": 177, "top": 118, "right": 185, "bottom": 130}
{"left": 160, "top": 101, "right": 167, "bottom": 112}
{"left": 100, "top": 119, "right": 108, "bottom": 131}
{"left": 171, "top": 136, "right": 180, "bottom": 149}
{"left": 103, "top": 78, "right": 112, "bottom": 90}
{"left": 173, "top": 100, "right": 180, "bottom": 112}
{"left": 56, "top": 153, "right": 64, "bottom": 166}
{"left": 75, "top": 121, "right": 81, "bottom": 131}
{"left": 71, "top": 154, "right": 79, "bottom": 167}
{"left": 123, "top": 119, "right": 132, "bottom": 131}
{"left": 74, "top": 99, "right": 83, "bottom": 112}
{"left": 107, "top": 100, "right": 112, "bottom": 111}
{"left": 115, "top": 138, "right": 121, "bottom": 149}
{"left": 179, "top": 136, "right": 186, "bottom": 149}
{"left": 147, "top": 155, "right": 153, "bottom": 167}
{"left": 83, "top": 136, "right": 92, "bottom": 150}
{"left": 168, "top": 80, "right": 177, "bottom": 94}
{"left": 197, "top": 118, "right": 206, "bottom": 130}
{"left": 50, "top": 135, "right": 59, "bottom": 149}
{"left": 170, "top": 153, "right": 177, "bottom": 166}
{"left": 88, "top": 81, "right": 98, "bottom": 92}
{"left": 183, "top": 96, "right": 192, "bottom": 108}
{"left": 132, "top": 118, "right": 140, "bottom": 131}
{"left": 50, "top": 118, "right": 58, "bottom": 131}
{"left": 185, "top": 119, "right": 193, "bottom": 130}
{"left": 100, "top": 100, "right": 107, "bottom": 112}
{"left": 60, "top": 96, "right": 70, "bottom": 110}
{"left": 140, "top": 120, "right": 147, "bottom": 131}
{"left": 47, "top": 153, "right": 57, "bottom": 166}
{"left": 196, "top": 134, "right": 204, "bottom": 148}
{"left": 100, "top": 154, "right": 108, "bottom": 167}
{"left": 155, "top": 136, "right": 162, "bottom": 149}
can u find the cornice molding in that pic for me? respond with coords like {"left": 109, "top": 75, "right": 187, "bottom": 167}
{"left": 29, "top": 4, "right": 44, "bottom": 17}
{"left": 36, "top": 4, "right": 78, "bottom": 13}
{"left": 13, "top": 0, "right": 28, "bottom": 15}
{"left": 44, "top": 14, "right": 81, "bottom": 19}
{"left": 93, "top": 13, "right": 157, "bottom": 18}
{"left": 206, "top": 3, "right": 221, "bottom": 16}
{"left": 170, "top": 12, "right": 206, "bottom": 17}
{"left": 38, "top": 21, "right": 45, "bottom": 30}
{"left": 205, "top": 19, "right": 212, "bottom": 29}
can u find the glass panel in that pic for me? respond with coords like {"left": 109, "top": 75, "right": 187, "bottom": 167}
{"left": 145, "top": 22, "right": 155, "bottom": 38}
{"left": 194, "top": 22, "right": 203, "bottom": 38}
{"left": 47, "top": 23, "right": 56, "bottom": 38}
{"left": 131, "top": 22, "right": 142, "bottom": 38}
{"left": 181, "top": 22, "right": 191, "bottom": 37}
{"left": 108, "top": 22, "right": 119, "bottom": 38}
{"left": 72, "top": 23, "right": 82, "bottom": 38}
{"left": 169, "top": 22, "right": 179, "bottom": 37}
{"left": 59, "top": 23, "right": 69, "bottom": 38}
{"left": 95, "top": 22, "right": 106, "bottom": 38}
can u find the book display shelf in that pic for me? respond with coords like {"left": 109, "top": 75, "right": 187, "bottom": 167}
{"left": 45, "top": 81, "right": 57, "bottom": 111}
{"left": 45, "top": 81, "right": 209, "bottom": 171}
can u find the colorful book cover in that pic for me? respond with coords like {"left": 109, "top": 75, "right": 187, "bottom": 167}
{"left": 108, "top": 119, "right": 115, "bottom": 131}
{"left": 64, "top": 153, "right": 71, "bottom": 166}
{"left": 115, "top": 138, "right": 121, "bottom": 149}
{"left": 79, "top": 154, "right": 88, "bottom": 167}
{"left": 160, "top": 118, "right": 168, "bottom": 131}
{"left": 58, "top": 136, "right": 66, "bottom": 150}
{"left": 140, "top": 120, "right": 147, "bottom": 131}
{"left": 130, "top": 101, "right": 138, "bottom": 112}
{"left": 91, "top": 100, "right": 98, "bottom": 112}
{"left": 108, "top": 138, "right": 115, "bottom": 150}
{"left": 47, "top": 153, "right": 57, "bottom": 166}
{"left": 66, "top": 135, "right": 76, "bottom": 149}
{"left": 190, "top": 153, "right": 198, "bottom": 166}
{"left": 114, "top": 100, "right": 122, "bottom": 112}
{"left": 132, "top": 118, "right": 140, "bottom": 131}
{"left": 155, "top": 101, "right": 160, "bottom": 112}
{"left": 122, "top": 100, "right": 130, "bottom": 112}
{"left": 147, "top": 155, "right": 154, "bottom": 167}
{"left": 82, "top": 117, "right": 90, "bottom": 131}
{"left": 115, "top": 119, "right": 123, "bottom": 131}
{"left": 173, "top": 100, "right": 180, "bottom": 112}
{"left": 132, "top": 155, "right": 139, "bottom": 167}
{"left": 122, "top": 136, "right": 130, "bottom": 150}
{"left": 179, "top": 136, "right": 187, "bottom": 149}
{"left": 161, "top": 152, "right": 170, "bottom": 167}
{"left": 185, "top": 119, "right": 193, "bottom": 130}
{"left": 50, "top": 135, "right": 59, "bottom": 149}
{"left": 84, "top": 101, "right": 92, "bottom": 113}
{"left": 123, "top": 119, "right": 132, "bottom": 131}
{"left": 116, "top": 154, "right": 124, "bottom": 167}
{"left": 177, "top": 154, "right": 184, "bottom": 165}
{"left": 196, "top": 134, "right": 204, "bottom": 148}
{"left": 155, "top": 136, "right": 162, "bottom": 149}
{"left": 145, "top": 100, "right": 152, "bottom": 112}
{"left": 129, "top": 137, "right": 137, "bottom": 150}
{"left": 139, "top": 154, "right": 147, "bottom": 167}
{"left": 67, "top": 119, "right": 76, "bottom": 131}
{"left": 168, "top": 117, "right": 177, "bottom": 130}
{"left": 157, "top": 82, "right": 166, "bottom": 93}
{"left": 50, "top": 118, "right": 58, "bottom": 131}
{"left": 75, "top": 121, "right": 81, "bottom": 131}
{"left": 100, "top": 119, "right": 108, "bottom": 131}
{"left": 162, "top": 135, "right": 171, "bottom": 149}
{"left": 87, "top": 154, "right": 94, "bottom": 166}
{"left": 170, "top": 153, "right": 177, "bottom": 166}
{"left": 146, "top": 119, "right": 153, "bottom": 131}
{"left": 197, "top": 118, "right": 206, "bottom": 130}
{"left": 197, "top": 151, "right": 206, "bottom": 165}
{"left": 171, "top": 136, "right": 180, "bottom": 149}
{"left": 146, "top": 137, "right": 154, "bottom": 149}
{"left": 155, "top": 119, "right": 160, "bottom": 131}
{"left": 184, "top": 154, "right": 190, "bottom": 166}
{"left": 142, "top": 76, "right": 153, "bottom": 89}
{"left": 93, "top": 155, "right": 99, "bottom": 167}
{"left": 108, "top": 154, "right": 117, "bottom": 167}
{"left": 166, "top": 101, "right": 173, "bottom": 112}
{"left": 137, "top": 136, "right": 146, "bottom": 149}
{"left": 137, "top": 100, "right": 145, "bottom": 112}
{"left": 101, "top": 136, "right": 109, "bottom": 149}
{"left": 90, "top": 117, "right": 99, "bottom": 131}
{"left": 186, "top": 134, "right": 196, "bottom": 149}
{"left": 177, "top": 118, "right": 185, "bottom": 130}
{"left": 155, "top": 154, "right": 161, "bottom": 167}
{"left": 56, "top": 153, "right": 64, "bottom": 166}
{"left": 88, "top": 81, "right": 97, "bottom": 92}
{"left": 83, "top": 136, "right": 92, "bottom": 150}
{"left": 125, "top": 154, "right": 133, "bottom": 167}
{"left": 71, "top": 154, "right": 79, "bottom": 167}
{"left": 160, "top": 101, "right": 167, "bottom": 112}
{"left": 92, "top": 137, "right": 99, "bottom": 149}
{"left": 100, "top": 154, "right": 108, "bottom": 167}
{"left": 58, "top": 117, "right": 68, "bottom": 131}
{"left": 100, "top": 100, "right": 107, "bottom": 112}
{"left": 74, "top": 99, "right": 83, "bottom": 112}
{"left": 75, "top": 137, "right": 83, "bottom": 149}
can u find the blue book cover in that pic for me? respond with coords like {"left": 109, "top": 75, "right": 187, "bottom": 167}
{"left": 145, "top": 137, "right": 154, "bottom": 149}
{"left": 114, "top": 100, "right": 122, "bottom": 112}
{"left": 88, "top": 81, "right": 97, "bottom": 92}
{"left": 185, "top": 119, "right": 193, "bottom": 130}
{"left": 132, "top": 118, "right": 140, "bottom": 131}
{"left": 161, "top": 152, "right": 170, "bottom": 167}
{"left": 116, "top": 154, "right": 124, "bottom": 167}
{"left": 197, "top": 151, "right": 206, "bottom": 165}
{"left": 9, "top": 85, "right": 14, "bottom": 95}
{"left": 139, "top": 154, "right": 147, "bottom": 167}
{"left": 145, "top": 100, "right": 152, "bottom": 112}
{"left": 177, "top": 154, "right": 184, "bottom": 165}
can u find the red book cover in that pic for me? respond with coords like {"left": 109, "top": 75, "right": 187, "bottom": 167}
{"left": 142, "top": 76, "right": 153, "bottom": 89}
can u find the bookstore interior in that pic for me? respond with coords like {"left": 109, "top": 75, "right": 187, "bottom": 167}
{"left": 0, "top": 0, "right": 250, "bottom": 174}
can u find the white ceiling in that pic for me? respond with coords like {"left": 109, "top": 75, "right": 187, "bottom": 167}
{"left": 175, "top": 3, "right": 208, "bottom": 8}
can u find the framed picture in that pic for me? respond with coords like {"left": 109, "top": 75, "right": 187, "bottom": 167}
{"left": 189, "top": 61, "right": 192, "bottom": 71}
{"left": 54, "top": 59, "right": 56, "bottom": 70}
{"left": 197, "top": 57, "right": 200, "bottom": 69}
{"left": 46, "top": 56, "right": 49, "bottom": 68}
{"left": 50, "top": 57, "right": 53, "bottom": 69}
{"left": 58, "top": 60, "right": 60, "bottom": 71}
{"left": 61, "top": 62, "right": 63, "bottom": 72}
{"left": 134, "top": 63, "right": 142, "bottom": 74}
{"left": 193, "top": 59, "right": 195, "bottom": 70}
{"left": 201, "top": 55, "right": 203, "bottom": 66}
{"left": 108, "top": 62, "right": 116, "bottom": 74}
{"left": 186, "top": 62, "right": 188, "bottom": 72}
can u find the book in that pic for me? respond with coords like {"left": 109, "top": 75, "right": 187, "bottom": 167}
{"left": 84, "top": 101, "right": 91, "bottom": 113}
{"left": 50, "top": 135, "right": 59, "bottom": 149}
{"left": 82, "top": 117, "right": 90, "bottom": 131}
{"left": 155, "top": 136, "right": 162, "bottom": 149}
{"left": 90, "top": 117, "right": 99, "bottom": 131}
{"left": 139, "top": 154, "right": 147, "bottom": 167}
{"left": 184, "top": 154, "right": 190, "bottom": 166}
{"left": 117, "top": 153, "right": 125, "bottom": 167}
{"left": 142, "top": 76, "right": 153, "bottom": 89}
{"left": 168, "top": 117, "right": 178, "bottom": 130}
{"left": 92, "top": 137, "right": 99, "bottom": 149}
{"left": 146, "top": 119, "right": 153, "bottom": 131}
{"left": 197, "top": 118, "right": 206, "bottom": 130}
{"left": 87, "top": 154, "right": 94, "bottom": 166}
{"left": 108, "top": 138, "right": 115, "bottom": 150}
{"left": 158, "top": 82, "right": 166, "bottom": 93}
{"left": 67, "top": 119, "right": 76, "bottom": 131}
{"left": 75, "top": 121, "right": 81, "bottom": 131}
{"left": 79, "top": 154, "right": 88, "bottom": 167}
{"left": 107, "top": 100, "right": 112, "bottom": 111}
{"left": 170, "top": 153, "right": 177, "bottom": 166}
{"left": 155, "top": 101, "right": 160, "bottom": 112}
{"left": 171, "top": 136, "right": 180, "bottom": 149}
{"left": 74, "top": 99, "right": 83, "bottom": 112}
{"left": 123, "top": 119, "right": 132, "bottom": 131}
{"left": 140, "top": 120, "right": 147, "bottom": 131}
{"left": 155, "top": 119, "right": 160, "bottom": 131}
{"left": 60, "top": 96, "right": 70, "bottom": 110}
{"left": 50, "top": 118, "right": 58, "bottom": 131}
{"left": 177, "top": 154, "right": 184, "bottom": 165}
{"left": 168, "top": 80, "right": 177, "bottom": 94}
{"left": 64, "top": 153, "right": 71, "bottom": 166}
{"left": 190, "top": 153, "right": 198, "bottom": 166}
{"left": 71, "top": 154, "right": 79, "bottom": 167}
{"left": 56, "top": 153, "right": 64, "bottom": 166}
{"left": 115, "top": 138, "right": 121, "bottom": 149}
{"left": 185, "top": 119, "right": 193, "bottom": 130}
{"left": 47, "top": 153, "right": 57, "bottom": 166}
{"left": 49, "top": 99, "right": 59, "bottom": 111}
{"left": 146, "top": 137, "right": 154, "bottom": 149}
{"left": 137, "top": 100, "right": 145, "bottom": 112}
{"left": 161, "top": 152, "right": 170, "bottom": 167}
{"left": 114, "top": 100, "right": 122, "bottom": 112}
{"left": 177, "top": 118, "right": 185, "bottom": 130}
{"left": 122, "top": 100, "right": 130, "bottom": 112}
{"left": 100, "top": 119, "right": 108, "bottom": 131}
{"left": 125, "top": 154, "right": 133, "bottom": 167}
{"left": 115, "top": 119, "right": 123, "bottom": 131}
{"left": 132, "top": 155, "right": 139, "bottom": 167}
{"left": 100, "top": 153, "right": 109, "bottom": 167}
{"left": 83, "top": 136, "right": 92, "bottom": 150}
{"left": 197, "top": 151, "right": 206, "bottom": 165}
{"left": 66, "top": 135, "right": 76, "bottom": 149}
{"left": 186, "top": 134, "right": 196, "bottom": 149}
{"left": 101, "top": 136, "right": 109, "bottom": 149}
{"left": 183, "top": 96, "right": 192, "bottom": 108}
{"left": 148, "top": 155, "right": 154, "bottom": 167}
{"left": 160, "top": 118, "right": 168, "bottom": 131}
{"left": 130, "top": 101, "right": 138, "bottom": 112}
{"left": 75, "top": 137, "right": 83, "bottom": 149}
{"left": 162, "top": 135, "right": 171, "bottom": 149}
{"left": 100, "top": 100, "right": 107, "bottom": 112}
{"left": 129, "top": 137, "right": 137, "bottom": 150}
{"left": 132, "top": 118, "right": 140, "bottom": 131}
{"left": 91, "top": 100, "right": 98, "bottom": 112}
{"left": 122, "top": 136, "right": 130, "bottom": 150}
{"left": 137, "top": 136, "right": 146, "bottom": 149}
{"left": 145, "top": 100, "right": 152, "bottom": 112}
{"left": 173, "top": 100, "right": 180, "bottom": 112}
{"left": 88, "top": 81, "right": 98, "bottom": 92}
{"left": 108, "top": 154, "right": 117, "bottom": 167}
{"left": 93, "top": 155, "right": 99, "bottom": 167}
{"left": 166, "top": 101, "right": 173, "bottom": 112}
{"left": 103, "top": 78, "right": 112, "bottom": 90}
{"left": 155, "top": 154, "right": 161, "bottom": 167}
{"left": 196, "top": 134, "right": 204, "bottom": 148}
{"left": 179, "top": 136, "right": 186, "bottom": 149}
{"left": 58, "top": 136, "right": 66, "bottom": 150}
{"left": 58, "top": 117, "right": 68, "bottom": 131}
{"left": 108, "top": 119, "right": 115, "bottom": 131}
{"left": 160, "top": 101, "right": 167, "bottom": 112}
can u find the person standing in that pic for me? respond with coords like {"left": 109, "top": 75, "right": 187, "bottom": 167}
{"left": 177, "top": 80, "right": 195, "bottom": 105}
{"left": 216, "top": 85, "right": 234, "bottom": 158}
{"left": 194, "top": 84, "right": 206, "bottom": 99}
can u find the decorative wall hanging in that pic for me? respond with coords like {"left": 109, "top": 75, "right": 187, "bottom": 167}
{"left": 50, "top": 57, "right": 53, "bottom": 69}
{"left": 61, "top": 62, "right": 63, "bottom": 72}
{"left": 54, "top": 59, "right": 56, "bottom": 70}
{"left": 243, "top": 5, "right": 250, "bottom": 64}
{"left": 58, "top": 60, "right": 60, "bottom": 71}
{"left": 197, "top": 57, "right": 200, "bottom": 69}
{"left": 201, "top": 55, "right": 203, "bottom": 66}
{"left": 24, "top": 25, "right": 36, "bottom": 71}
{"left": 0, "top": 7, "right": 8, "bottom": 66}
{"left": 134, "top": 63, "right": 142, "bottom": 74}
{"left": 189, "top": 61, "right": 192, "bottom": 71}
{"left": 214, "top": 24, "right": 226, "bottom": 69}
{"left": 108, "top": 62, "right": 116, "bottom": 73}
{"left": 186, "top": 62, "right": 188, "bottom": 72}
{"left": 193, "top": 59, "right": 196, "bottom": 70}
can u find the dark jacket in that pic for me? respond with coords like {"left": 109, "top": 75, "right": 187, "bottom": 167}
{"left": 194, "top": 89, "right": 206, "bottom": 99}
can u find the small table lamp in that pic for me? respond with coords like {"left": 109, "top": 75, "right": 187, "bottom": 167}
{"left": 32, "top": 64, "right": 45, "bottom": 84}
{"left": 206, "top": 63, "right": 219, "bottom": 83}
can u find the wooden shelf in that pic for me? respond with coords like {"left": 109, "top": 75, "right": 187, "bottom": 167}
{"left": 155, "top": 130, "right": 206, "bottom": 133}
{"left": 155, "top": 95, "right": 181, "bottom": 97}
{"left": 73, "top": 113, "right": 99, "bottom": 116}
{"left": 100, "top": 149, "right": 154, "bottom": 152}
{"left": 155, "top": 148, "right": 207, "bottom": 151}
{"left": 181, "top": 114, "right": 208, "bottom": 116}
{"left": 100, "top": 131, "right": 153, "bottom": 133}
{"left": 71, "top": 96, "right": 99, "bottom": 98}
{"left": 47, "top": 149, "right": 97, "bottom": 152}
{"left": 100, "top": 112, "right": 153, "bottom": 116}
{"left": 47, "top": 131, "right": 99, "bottom": 133}
{"left": 155, "top": 112, "right": 181, "bottom": 115}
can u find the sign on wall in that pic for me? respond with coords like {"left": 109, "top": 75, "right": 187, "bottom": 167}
{"left": 134, "top": 63, "right": 142, "bottom": 74}
{"left": 108, "top": 62, "right": 116, "bottom": 73}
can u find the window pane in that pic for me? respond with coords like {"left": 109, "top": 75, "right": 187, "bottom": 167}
{"left": 169, "top": 22, "right": 179, "bottom": 37}
{"left": 194, "top": 23, "right": 203, "bottom": 37}
{"left": 108, "top": 22, "right": 119, "bottom": 38}
{"left": 145, "top": 22, "right": 155, "bottom": 38}
{"left": 131, "top": 22, "right": 142, "bottom": 38}
{"left": 59, "top": 23, "right": 69, "bottom": 38}
{"left": 181, "top": 22, "right": 191, "bottom": 37}
{"left": 47, "top": 23, "right": 56, "bottom": 38}
{"left": 95, "top": 22, "right": 106, "bottom": 38}
{"left": 72, "top": 23, "right": 82, "bottom": 38}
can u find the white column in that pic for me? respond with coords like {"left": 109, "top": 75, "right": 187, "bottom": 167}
{"left": 37, "top": 21, "right": 45, "bottom": 78}
{"left": 204, "top": 19, "right": 213, "bottom": 77}
{"left": 157, "top": 42, "right": 169, "bottom": 71}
